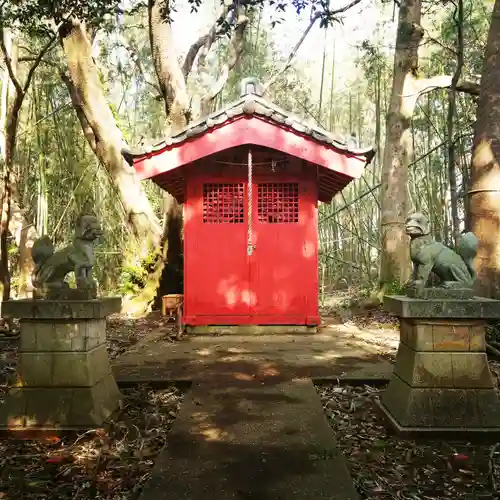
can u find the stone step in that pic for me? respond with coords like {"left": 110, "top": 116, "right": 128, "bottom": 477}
{"left": 139, "top": 378, "right": 359, "bottom": 500}
{"left": 186, "top": 325, "right": 318, "bottom": 335}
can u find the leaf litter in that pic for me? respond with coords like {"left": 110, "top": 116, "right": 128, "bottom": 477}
{"left": 3, "top": 312, "right": 500, "bottom": 498}
{"left": 0, "top": 314, "right": 185, "bottom": 499}
{"left": 317, "top": 380, "right": 500, "bottom": 499}
{"left": 0, "top": 383, "right": 184, "bottom": 499}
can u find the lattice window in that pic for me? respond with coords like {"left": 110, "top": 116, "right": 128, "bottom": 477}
{"left": 203, "top": 183, "right": 245, "bottom": 223}
{"left": 258, "top": 183, "right": 299, "bottom": 223}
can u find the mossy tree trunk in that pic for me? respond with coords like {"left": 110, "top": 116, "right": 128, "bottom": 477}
{"left": 469, "top": 0, "right": 500, "bottom": 298}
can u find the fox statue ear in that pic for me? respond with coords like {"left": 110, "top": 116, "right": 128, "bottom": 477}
{"left": 74, "top": 215, "right": 84, "bottom": 238}
{"left": 420, "top": 215, "right": 430, "bottom": 235}
{"left": 74, "top": 213, "right": 95, "bottom": 238}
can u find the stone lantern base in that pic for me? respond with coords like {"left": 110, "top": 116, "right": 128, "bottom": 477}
{"left": 378, "top": 295, "right": 500, "bottom": 437}
{"left": 0, "top": 298, "right": 122, "bottom": 431}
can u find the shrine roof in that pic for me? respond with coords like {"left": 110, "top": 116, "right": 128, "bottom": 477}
{"left": 121, "top": 78, "right": 375, "bottom": 203}
{"left": 122, "top": 91, "right": 375, "bottom": 166}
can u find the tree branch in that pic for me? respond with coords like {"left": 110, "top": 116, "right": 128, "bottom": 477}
{"left": 17, "top": 56, "right": 57, "bottom": 66}
{"left": 326, "top": 0, "right": 366, "bottom": 16}
{"left": 22, "top": 35, "right": 58, "bottom": 93}
{"left": 415, "top": 75, "right": 479, "bottom": 96}
{"left": 60, "top": 71, "right": 98, "bottom": 153}
{"left": 183, "top": 1, "right": 236, "bottom": 78}
{"left": 261, "top": 11, "right": 321, "bottom": 95}
{"left": 262, "top": 0, "right": 364, "bottom": 94}
{"left": 121, "top": 42, "right": 161, "bottom": 97}
{"left": 199, "top": 10, "right": 248, "bottom": 115}
{"left": 182, "top": 34, "right": 209, "bottom": 78}
{"left": 446, "top": 0, "right": 465, "bottom": 246}
{"left": 0, "top": 29, "right": 22, "bottom": 95}
{"left": 1, "top": 8, "right": 73, "bottom": 97}
{"left": 398, "top": 73, "right": 479, "bottom": 119}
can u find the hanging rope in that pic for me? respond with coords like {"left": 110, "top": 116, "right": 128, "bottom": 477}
{"left": 247, "top": 148, "right": 253, "bottom": 256}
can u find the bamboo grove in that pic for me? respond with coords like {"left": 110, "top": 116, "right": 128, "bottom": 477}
{"left": 0, "top": 0, "right": 497, "bottom": 308}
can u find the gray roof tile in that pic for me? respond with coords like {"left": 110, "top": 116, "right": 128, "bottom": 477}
{"left": 121, "top": 94, "right": 376, "bottom": 165}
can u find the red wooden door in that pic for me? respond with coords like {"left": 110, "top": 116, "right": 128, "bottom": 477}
{"left": 184, "top": 177, "right": 251, "bottom": 322}
{"left": 250, "top": 178, "right": 318, "bottom": 324}
{"left": 184, "top": 168, "right": 318, "bottom": 326}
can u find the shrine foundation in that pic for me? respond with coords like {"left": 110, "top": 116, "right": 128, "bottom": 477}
{"left": 378, "top": 295, "right": 500, "bottom": 438}
{"left": 0, "top": 298, "right": 122, "bottom": 432}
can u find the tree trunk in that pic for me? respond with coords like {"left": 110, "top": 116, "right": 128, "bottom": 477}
{"left": 378, "top": 0, "right": 424, "bottom": 289}
{"left": 446, "top": 0, "right": 464, "bottom": 247}
{"left": 469, "top": 0, "right": 500, "bottom": 298}
{"left": 59, "top": 19, "right": 162, "bottom": 249}
{"left": 148, "top": 0, "right": 191, "bottom": 135}
{"left": 0, "top": 30, "right": 43, "bottom": 301}
{"left": 0, "top": 94, "right": 21, "bottom": 301}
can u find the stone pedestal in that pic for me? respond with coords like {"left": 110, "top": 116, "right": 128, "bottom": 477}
{"left": 379, "top": 295, "right": 500, "bottom": 437}
{"left": 0, "top": 298, "right": 122, "bottom": 431}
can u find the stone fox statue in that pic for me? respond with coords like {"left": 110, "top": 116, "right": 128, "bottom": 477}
{"left": 31, "top": 215, "right": 103, "bottom": 299}
{"left": 405, "top": 212, "right": 478, "bottom": 291}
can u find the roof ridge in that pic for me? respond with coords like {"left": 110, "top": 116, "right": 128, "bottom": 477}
{"left": 121, "top": 93, "right": 376, "bottom": 164}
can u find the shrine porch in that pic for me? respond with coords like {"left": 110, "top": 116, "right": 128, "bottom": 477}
{"left": 112, "top": 323, "right": 397, "bottom": 385}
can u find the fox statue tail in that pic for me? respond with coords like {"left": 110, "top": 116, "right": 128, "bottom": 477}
{"left": 31, "top": 236, "right": 55, "bottom": 286}
{"left": 457, "top": 232, "right": 479, "bottom": 282}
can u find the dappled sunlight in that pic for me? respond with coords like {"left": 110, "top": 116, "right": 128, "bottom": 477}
{"left": 470, "top": 138, "right": 500, "bottom": 296}
{"left": 256, "top": 363, "right": 280, "bottom": 377}
{"left": 312, "top": 350, "right": 344, "bottom": 361}
{"left": 196, "top": 348, "right": 214, "bottom": 356}
{"left": 0, "top": 384, "right": 184, "bottom": 497}
{"left": 241, "top": 288, "right": 257, "bottom": 307}
{"left": 302, "top": 240, "right": 316, "bottom": 258}
{"left": 215, "top": 276, "right": 256, "bottom": 309}
{"left": 233, "top": 372, "right": 255, "bottom": 381}
{"left": 218, "top": 355, "right": 249, "bottom": 362}
{"left": 473, "top": 138, "right": 497, "bottom": 168}
{"left": 7, "top": 417, "right": 25, "bottom": 428}
{"left": 227, "top": 347, "right": 249, "bottom": 354}
{"left": 198, "top": 424, "right": 228, "bottom": 442}
{"left": 183, "top": 202, "right": 195, "bottom": 222}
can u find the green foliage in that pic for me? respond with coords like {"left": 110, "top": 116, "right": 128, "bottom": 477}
{"left": 382, "top": 280, "right": 407, "bottom": 296}
{"left": 487, "top": 321, "right": 500, "bottom": 343}
{"left": 117, "top": 251, "right": 159, "bottom": 296}
{"left": 1, "top": 0, "right": 121, "bottom": 36}
{"left": 118, "top": 263, "right": 148, "bottom": 295}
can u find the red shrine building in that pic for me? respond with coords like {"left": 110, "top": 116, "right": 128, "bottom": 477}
{"left": 123, "top": 78, "right": 375, "bottom": 330}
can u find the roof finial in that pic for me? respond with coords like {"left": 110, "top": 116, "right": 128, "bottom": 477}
{"left": 240, "top": 77, "right": 264, "bottom": 98}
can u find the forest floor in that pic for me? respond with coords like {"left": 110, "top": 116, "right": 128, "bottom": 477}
{"left": 0, "top": 306, "right": 499, "bottom": 498}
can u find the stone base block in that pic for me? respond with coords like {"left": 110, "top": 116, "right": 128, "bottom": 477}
{"left": 384, "top": 295, "right": 500, "bottom": 319}
{"left": 405, "top": 287, "right": 475, "bottom": 300}
{"left": 376, "top": 398, "right": 500, "bottom": 440}
{"left": 17, "top": 344, "right": 112, "bottom": 387}
{"left": 400, "top": 318, "right": 486, "bottom": 352}
{"left": 0, "top": 374, "right": 122, "bottom": 430}
{"left": 20, "top": 318, "right": 107, "bottom": 352}
{"left": 380, "top": 374, "right": 500, "bottom": 428}
{"left": 394, "top": 343, "right": 494, "bottom": 388}
{"left": 2, "top": 297, "right": 121, "bottom": 320}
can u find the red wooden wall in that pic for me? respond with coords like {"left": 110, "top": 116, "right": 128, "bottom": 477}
{"left": 183, "top": 149, "right": 319, "bottom": 326}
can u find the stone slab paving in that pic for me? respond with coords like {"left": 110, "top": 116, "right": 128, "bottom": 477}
{"left": 113, "top": 326, "right": 396, "bottom": 383}
{"left": 139, "top": 378, "right": 359, "bottom": 500}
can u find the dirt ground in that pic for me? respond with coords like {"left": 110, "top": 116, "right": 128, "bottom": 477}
{"left": 319, "top": 381, "right": 500, "bottom": 499}
{"left": 1, "top": 308, "right": 500, "bottom": 499}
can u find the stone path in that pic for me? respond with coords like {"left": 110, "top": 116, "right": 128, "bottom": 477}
{"left": 113, "top": 325, "right": 396, "bottom": 384}
{"left": 139, "top": 377, "right": 359, "bottom": 500}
